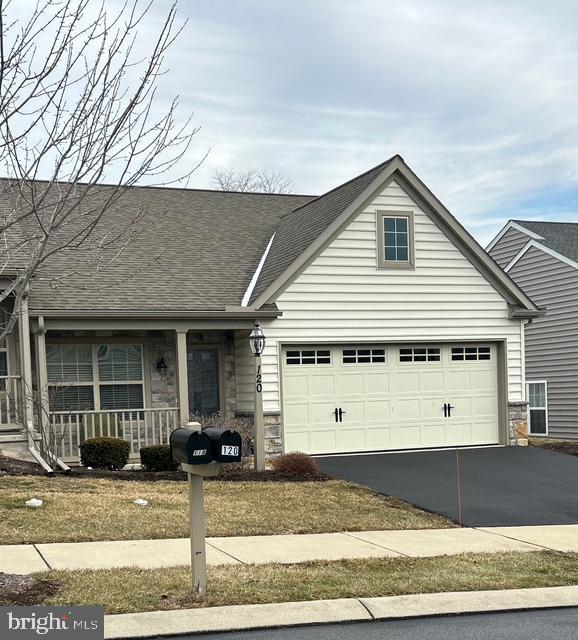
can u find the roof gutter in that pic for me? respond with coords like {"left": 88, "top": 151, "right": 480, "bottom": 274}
{"left": 509, "top": 306, "right": 546, "bottom": 319}
{"left": 27, "top": 308, "right": 283, "bottom": 320}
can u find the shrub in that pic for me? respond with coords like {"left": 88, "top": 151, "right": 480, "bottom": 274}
{"left": 271, "top": 452, "right": 322, "bottom": 479}
{"left": 140, "top": 445, "right": 179, "bottom": 472}
{"left": 79, "top": 437, "right": 130, "bottom": 470}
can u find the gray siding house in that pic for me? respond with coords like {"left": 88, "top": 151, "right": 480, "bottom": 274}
{"left": 488, "top": 220, "right": 578, "bottom": 440}
{"left": 0, "top": 156, "right": 541, "bottom": 469}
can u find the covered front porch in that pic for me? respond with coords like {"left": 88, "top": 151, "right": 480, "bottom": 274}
{"left": 39, "top": 326, "right": 244, "bottom": 463}
{"left": 3, "top": 307, "right": 270, "bottom": 466}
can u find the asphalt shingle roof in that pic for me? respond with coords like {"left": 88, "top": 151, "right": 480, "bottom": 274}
{"left": 2, "top": 181, "right": 313, "bottom": 312}
{"left": 249, "top": 156, "right": 396, "bottom": 303}
{"left": 514, "top": 220, "right": 578, "bottom": 263}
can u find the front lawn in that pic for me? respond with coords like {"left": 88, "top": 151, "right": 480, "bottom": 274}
{"left": 39, "top": 551, "right": 577, "bottom": 614}
{"left": 0, "top": 475, "right": 450, "bottom": 544}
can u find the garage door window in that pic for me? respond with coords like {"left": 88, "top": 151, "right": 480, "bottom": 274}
{"left": 399, "top": 347, "right": 440, "bottom": 363}
{"left": 286, "top": 349, "right": 331, "bottom": 365}
{"left": 527, "top": 381, "right": 548, "bottom": 435}
{"left": 451, "top": 346, "right": 491, "bottom": 361}
{"left": 342, "top": 348, "right": 386, "bottom": 364}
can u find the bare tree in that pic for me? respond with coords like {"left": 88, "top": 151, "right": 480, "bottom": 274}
{"left": 0, "top": 0, "right": 200, "bottom": 342}
{"left": 213, "top": 168, "right": 293, "bottom": 194}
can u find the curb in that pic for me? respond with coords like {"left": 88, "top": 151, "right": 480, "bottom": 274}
{"left": 104, "top": 585, "right": 578, "bottom": 638}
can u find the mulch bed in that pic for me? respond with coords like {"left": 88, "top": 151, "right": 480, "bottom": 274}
{"left": 0, "top": 453, "right": 329, "bottom": 482}
{"left": 532, "top": 440, "right": 578, "bottom": 457}
{"left": 0, "top": 573, "right": 59, "bottom": 606}
{"left": 0, "top": 455, "right": 46, "bottom": 477}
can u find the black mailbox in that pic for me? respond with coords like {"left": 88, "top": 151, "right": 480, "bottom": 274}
{"left": 203, "top": 427, "right": 243, "bottom": 463}
{"left": 170, "top": 428, "right": 213, "bottom": 465}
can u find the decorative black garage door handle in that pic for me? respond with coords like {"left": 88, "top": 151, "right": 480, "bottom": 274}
{"left": 334, "top": 408, "right": 339, "bottom": 423}
{"left": 443, "top": 403, "right": 448, "bottom": 418}
{"left": 447, "top": 404, "right": 454, "bottom": 418}
{"left": 338, "top": 408, "right": 346, "bottom": 422}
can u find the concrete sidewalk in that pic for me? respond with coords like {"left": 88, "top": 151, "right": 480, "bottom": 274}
{"left": 1, "top": 524, "right": 577, "bottom": 574}
{"left": 104, "top": 586, "right": 578, "bottom": 638}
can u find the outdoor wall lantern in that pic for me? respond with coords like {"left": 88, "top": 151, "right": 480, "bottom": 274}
{"left": 249, "top": 320, "right": 266, "bottom": 356}
{"left": 156, "top": 357, "right": 168, "bottom": 379}
{"left": 248, "top": 320, "right": 266, "bottom": 471}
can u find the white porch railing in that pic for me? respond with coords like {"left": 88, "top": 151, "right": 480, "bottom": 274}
{"left": 49, "top": 407, "right": 180, "bottom": 462}
{"left": 0, "top": 375, "right": 21, "bottom": 429}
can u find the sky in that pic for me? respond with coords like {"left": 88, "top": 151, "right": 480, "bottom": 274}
{"left": 10, "top": 0, "right": 578, "bottom": 245}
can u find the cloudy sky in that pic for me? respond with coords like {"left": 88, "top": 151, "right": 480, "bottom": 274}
{"left": 12, "top": 0, "right": 578, "bottom": 244}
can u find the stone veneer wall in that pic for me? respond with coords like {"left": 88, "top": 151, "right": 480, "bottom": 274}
{"left": 508, "top": 400, "right": 529, "bottom": 446}
{"left": 149, "top": 330, "right": 177, "bottom": 407}
{"left": 235, "top": 411, "right": 284, "bottom": 455}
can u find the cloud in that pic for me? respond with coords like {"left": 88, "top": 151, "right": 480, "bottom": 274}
{"left": 8, "top": 0, "right": 578, "bottom": 242}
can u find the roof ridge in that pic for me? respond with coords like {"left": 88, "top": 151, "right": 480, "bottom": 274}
{"left": 513, "top": 219, "right": 578, "bottom": 226}
{"left": 0, "top": 176, "right": 316, "bottom": 199}
{"left": 282, "top": 154, "right": 401, "bottom": 218}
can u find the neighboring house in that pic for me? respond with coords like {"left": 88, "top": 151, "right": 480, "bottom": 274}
{"left": 0, "top": 155, "right": 541, "bottom": 467}
{"left": 488, "top": 220, "right": 578, "bottom": 441}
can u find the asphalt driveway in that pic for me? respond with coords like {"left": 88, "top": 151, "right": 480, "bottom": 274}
{"left": 317, "top": 446, "right": 578, "bottom": 527}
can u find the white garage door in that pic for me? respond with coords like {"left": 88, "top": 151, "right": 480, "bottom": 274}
{"left": 282, "top": 344, "right": 500, "bottom": 454}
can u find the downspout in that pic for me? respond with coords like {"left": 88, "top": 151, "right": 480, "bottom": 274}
{"left": 34, "top": 315, "right": 70, "bottom": 473}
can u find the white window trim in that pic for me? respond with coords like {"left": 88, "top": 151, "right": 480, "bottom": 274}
{"left": 526, "top": 380, "right": 548, "bottom": 436}
{"left": 47, "top": 342, "right": 146, "bottom": 412}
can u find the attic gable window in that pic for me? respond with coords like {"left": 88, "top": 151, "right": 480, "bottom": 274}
{"left": 377, "top": 211, "right": 415, "bottom": 269}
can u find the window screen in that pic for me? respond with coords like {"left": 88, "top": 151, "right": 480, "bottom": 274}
{"left": 47, "top": 345, "right": 93, "bottom": 383}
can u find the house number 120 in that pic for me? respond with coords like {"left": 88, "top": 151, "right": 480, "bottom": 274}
{"left": 256, "top": 364, "right": 262, "bottom": 393}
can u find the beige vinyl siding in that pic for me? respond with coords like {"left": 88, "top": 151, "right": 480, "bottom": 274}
{"left": 508, "top": 246, "right": 578, "bottom": 440}
{"left": 239, "top": 180, "right": 524, "bottom": 415}
{"left": 234, "top": 330, "right": 254, "bottom": 413}
{"left": 488, "top": 227, "right": 531, "bottom": 268}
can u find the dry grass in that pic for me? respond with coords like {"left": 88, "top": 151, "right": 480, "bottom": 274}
{"left": 42, "top": 551, "right": 578, "bottom": 614}
{"left": 0, "top": 475, "right": 450, "bottom": 544}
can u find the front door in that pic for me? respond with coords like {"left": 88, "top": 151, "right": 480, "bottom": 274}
{"left": 187, "top": 347, "right": 221, "bottom": 416}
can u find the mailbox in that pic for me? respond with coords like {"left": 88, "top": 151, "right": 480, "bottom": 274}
{"left": 203, "top": 427, "right": 243, "bottom": 463}
{"left": 170, "top": 428, "right": 213, "bottom": 465}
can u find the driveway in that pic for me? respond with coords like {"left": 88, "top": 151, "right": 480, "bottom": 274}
{"left": 317, "top": 447, "right": 578, "bottom": 527}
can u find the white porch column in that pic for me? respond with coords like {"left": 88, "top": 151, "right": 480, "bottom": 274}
{"left": 18, "top": 294, "right": 34, "bottom": 433}
{"left": 34, "top": 318, "right": 50, "bottom": 436}
{"left": 176, "top": 329, "right": 189, "bottom": 425}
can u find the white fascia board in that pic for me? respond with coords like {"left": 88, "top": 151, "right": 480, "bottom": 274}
{"left": 505, "top": 239, "right": 578, "bottom": 272}
{"left": 241, "top": 233, "right": 276, "bottom": 307}
{"left": 486, "top": 221, "right": 544, "bottom": 252}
